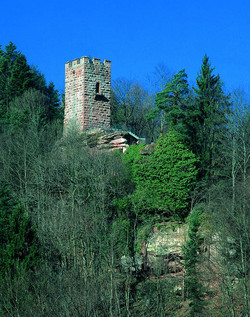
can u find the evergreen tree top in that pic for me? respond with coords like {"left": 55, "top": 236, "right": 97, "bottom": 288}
{"left": 0, "top": 41, "right": 62, "bottom": 125}
{"left": 155, "top": 69, "right": 189, "bottom": 110}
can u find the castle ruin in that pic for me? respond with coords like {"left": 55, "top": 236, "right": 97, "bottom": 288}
{"left": 64, "top": 56, "right": 111, "bottom": 132}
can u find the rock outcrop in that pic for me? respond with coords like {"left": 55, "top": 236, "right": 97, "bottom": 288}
{"left": 81, "top": 128, "right": 144, "bottom": 152}
{"left": 143, "top": 223, "right": 188, "bottom": 274}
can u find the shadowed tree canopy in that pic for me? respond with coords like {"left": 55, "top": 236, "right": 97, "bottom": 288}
{"left": 0, "top": 183, "right": 40, "bottom": 278}
{"left": 0, "top": 42, "right": 62, "bottom": 128}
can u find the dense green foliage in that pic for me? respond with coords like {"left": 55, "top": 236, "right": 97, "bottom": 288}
{"left": 124, "top": 130, "right": 198, "bottom": 219}
{"left": 0, "top": 43, "right": 249, "bottom": 316}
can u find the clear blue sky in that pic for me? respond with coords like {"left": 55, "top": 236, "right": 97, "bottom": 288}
{"left": 1, "top": 0, "right": 250, "bottom": 94}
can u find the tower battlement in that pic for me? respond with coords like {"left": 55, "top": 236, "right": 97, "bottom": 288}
{"left": 64, "top": 55, "right": 111, "bottom": 133}
{"left": 65, "top": 57, "right": 111, "bottom": 70}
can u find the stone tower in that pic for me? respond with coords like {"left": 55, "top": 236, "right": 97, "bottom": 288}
{"left": 64, "top": 56, "right": 111, "bottom": 132}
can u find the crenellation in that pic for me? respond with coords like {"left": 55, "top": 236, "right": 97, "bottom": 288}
{"left": 79, "top": 56, "right": 90, "bottom": 64}
{"left": 92, "top": 57, "right": 100, "bottom": 63}
{"left": 72, "top": 58, "right": 80, "bottom": 66}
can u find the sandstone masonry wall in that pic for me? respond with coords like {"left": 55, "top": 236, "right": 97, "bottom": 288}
{"left": 64, "top": 56, "right": 111, "bottom": 132}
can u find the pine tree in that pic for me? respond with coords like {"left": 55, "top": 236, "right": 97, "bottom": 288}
{"left": 182, "top": 209, "right": 204, "bottom": 316}
{"left": 0, "top": 42, "right": 61, "bottom": 127}
{"left": 0, "top": 42, "right": 29, "bottom": 117}
{"left": 45, "top": 82, "right": 62, "bottom": 121}
{"left": 0, "top": 183, "right": 40, "bottom": 278}
{"left": 8, "top": 54, "right": 34, "bottom": 98}
{"left": 193, "top": 55, "right": 230, "bottom": 179}
{"left": 152, "top": 69, "right": 190, "bottom": 137}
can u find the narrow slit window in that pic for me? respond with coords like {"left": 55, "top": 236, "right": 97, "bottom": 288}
{"left": 96, "top": 82, "right": 101, "bottom": 94}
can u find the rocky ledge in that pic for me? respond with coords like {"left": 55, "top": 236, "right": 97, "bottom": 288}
{"left": 81, "top": 128, "right": 145, "bottom": 152}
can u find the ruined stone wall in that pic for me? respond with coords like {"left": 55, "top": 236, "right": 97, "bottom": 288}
{"left": 64, "top": 56, "right": 111, "bottom": 132}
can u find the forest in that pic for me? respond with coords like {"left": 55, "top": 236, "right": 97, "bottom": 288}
{"left": 0, "top": 42, "right": 249, "bottom": 317}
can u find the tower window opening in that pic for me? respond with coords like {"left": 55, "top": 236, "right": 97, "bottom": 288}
{"left": 96, "top": 82, "right": 101, "bottom": 94}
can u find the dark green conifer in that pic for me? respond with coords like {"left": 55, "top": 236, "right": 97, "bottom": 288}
{"left": 182, "top": 209, "right": 204, "bottom": 316}
{"left": 0, "top": 183, "right": 40, "bottom": 278}
{"left": 193, "top": 55, "right": 230, "bottom": 179}
{"left": 152, "top": 69, "right": 190, "bottom": 137}
{"left": 0, "top": 42, "right": 61, "bottom": 127}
